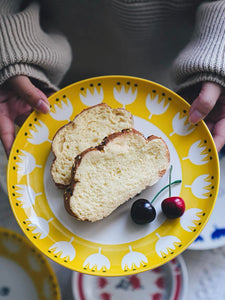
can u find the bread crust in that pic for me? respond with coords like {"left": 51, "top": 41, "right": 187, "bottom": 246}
{"left": 64, "top": 128, "right": 170, "bottom": 220}
{"left": 51, "top": 103, "right": 134, "bottom": 188}
{"left": 51, "top": 103, "right": 132, "bottom": 148}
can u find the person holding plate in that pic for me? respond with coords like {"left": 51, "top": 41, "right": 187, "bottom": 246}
{"left": 0, "top": 0, "right": 225, "bottom": 156}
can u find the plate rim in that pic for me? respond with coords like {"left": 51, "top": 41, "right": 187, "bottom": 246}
{"left": 188, "top": 151, "right": 224, "bottom": 250}
{"left": 71, "top": 254, "right": 188, "bottom": 300}
{"left": 7, "top": 75, "right": 220, "bottom": 276}
{"left": 0, "top": 227, "right": 61, "bottom": 299}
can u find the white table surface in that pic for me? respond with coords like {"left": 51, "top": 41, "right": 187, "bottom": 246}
{"left": 1, "top": 142, "right": 225, "bottom": 300}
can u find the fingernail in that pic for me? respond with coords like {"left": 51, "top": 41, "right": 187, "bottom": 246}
{"left": 36, "top": 99, "right": 50, "bottom": 114}
{"left": 189, "top": 110, "right": 204, "bottom": 124}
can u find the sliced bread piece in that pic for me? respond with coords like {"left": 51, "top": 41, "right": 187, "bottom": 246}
{"left": 51, "top": 104, "right": 134, "bottom": 188}
{"left": 64, "top": 128, "right": 170, "bottom": 222}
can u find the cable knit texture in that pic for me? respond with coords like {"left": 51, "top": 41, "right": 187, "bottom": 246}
{"left": 0, "top": 0, "right": 225, "bottom": 92}
{"left": 0, "top": 0, "right": 72, "bottom": 92}
{"left": 172, "top": 0, "right": 225, "bottom": 92}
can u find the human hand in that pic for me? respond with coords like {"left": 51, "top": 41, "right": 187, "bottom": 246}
{"left": 182, "top": 82, "right": 225, "bottom": 152}
{"left": 0, "top": 75, "right": 50, "bottom": 157}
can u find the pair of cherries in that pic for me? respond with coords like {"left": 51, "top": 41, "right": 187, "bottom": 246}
{"left": 131, "top": 166, "right": 185, "bottom": 225}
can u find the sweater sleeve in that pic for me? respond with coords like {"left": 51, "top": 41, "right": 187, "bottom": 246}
{"left": 0, "top": 0, "right": 72, "bottom": 92}
{"left": 171, "top": 0, "right": 225, "bottom": 93}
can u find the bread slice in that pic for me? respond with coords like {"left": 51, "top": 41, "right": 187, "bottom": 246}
{"left": 51, "top": 104, "right": 134, "bottom": 188}
{"left": 64, "top": 129, "right": 170, "bottom": 222}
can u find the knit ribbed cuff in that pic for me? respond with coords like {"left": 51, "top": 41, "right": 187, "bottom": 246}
{"left": 173, "top": 72, "right": 225, "bottom": 94}
{"left": 0, "top": 2, "right": 72, "bottom": 87}
{"left": 172, "top": 0, "right": 225, "bottom": 93}
{"left": 0, "top": 63, "right": 58, "bottom": 92}
{"left": 0, "top": 0, "right": 22, "bottom": 15}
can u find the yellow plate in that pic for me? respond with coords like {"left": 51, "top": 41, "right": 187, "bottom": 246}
{"left": 7, "top": 76, "right": 219, "bottom": 276}
{"left": 0, "top": 227, "right": 60, "bottom": 299}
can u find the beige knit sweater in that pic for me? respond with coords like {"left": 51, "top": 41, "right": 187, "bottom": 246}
{"left": 0, "top": 0, "right": 225, "bottom": 93}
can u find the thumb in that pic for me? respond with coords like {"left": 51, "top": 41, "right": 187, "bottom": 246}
{"left": 8, "top": 75, "right": 50, "bottom": 114}
{"left": 0, "top": 115, "right": 15, "bottom": 157}
{"left": 188, "top": 82, "right": 222, "bottom": 124}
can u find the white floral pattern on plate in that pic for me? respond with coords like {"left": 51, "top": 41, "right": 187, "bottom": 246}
{"left": 180, "top": 208, "right": 203, "bottom": 232}
{"left": 83, "top": 248, "right": 110, "bottom": 272}
{"left": 182, "top": 140, "right": 210, "bottom": 165}
{"left": 16, "top": 150, "right": 42, "bottom": 176}
{"left": 113, "top": 85, "right": 137, "bottom": 108}
{"left": 28, "top": 120, "right": 51, "bottom": 144}
{"left": 170, "top": 112, "right": 195, "bottom": 136}
{"left": 24, "top": 216, "right": 53, "bottom": 239}
{"left": 121, "top": 246, "right": 148, "bottom": 271}
{"left": 15, "top": 184, "right": 42, "bottom": 208}
{"left": 7, "top": 76, "right": 219, "bottom": 276}
{"left": 48, "top": 238, "right": 76, "bottom": 262}
{"left": 146, "top": 93, "right": 170, "bottom": 119}
{"left": 185, "top": 174, "right": 211, "bottom": 199}
{"left": 155, "top": 233, "right": 182, "bottom": 258}
{"left": 80, "top": 87, "right": 104, "bottom": 106}
{"left": 50, "top": 97, "right": 73, "bottom": 121}
{"left": 189, "top": 148, "right": 225, "bottom": 249}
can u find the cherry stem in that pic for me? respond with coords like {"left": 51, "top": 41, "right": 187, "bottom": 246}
{"left": 169, "top": 165, "right": 172, "bottom": 198}
{"left": 151, "top": 180, "right": 182, "bottom": 204}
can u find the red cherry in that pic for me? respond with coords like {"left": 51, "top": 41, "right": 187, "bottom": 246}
{"left": 161, "top": 197, "right": 185, "bottom": 219}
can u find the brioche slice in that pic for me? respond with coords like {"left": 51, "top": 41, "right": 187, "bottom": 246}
{"left": 64, "top": 129, "right": 170, "bottom": 222}
{"left": 51, "top": 104, "right": 134, "bottom": 188}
